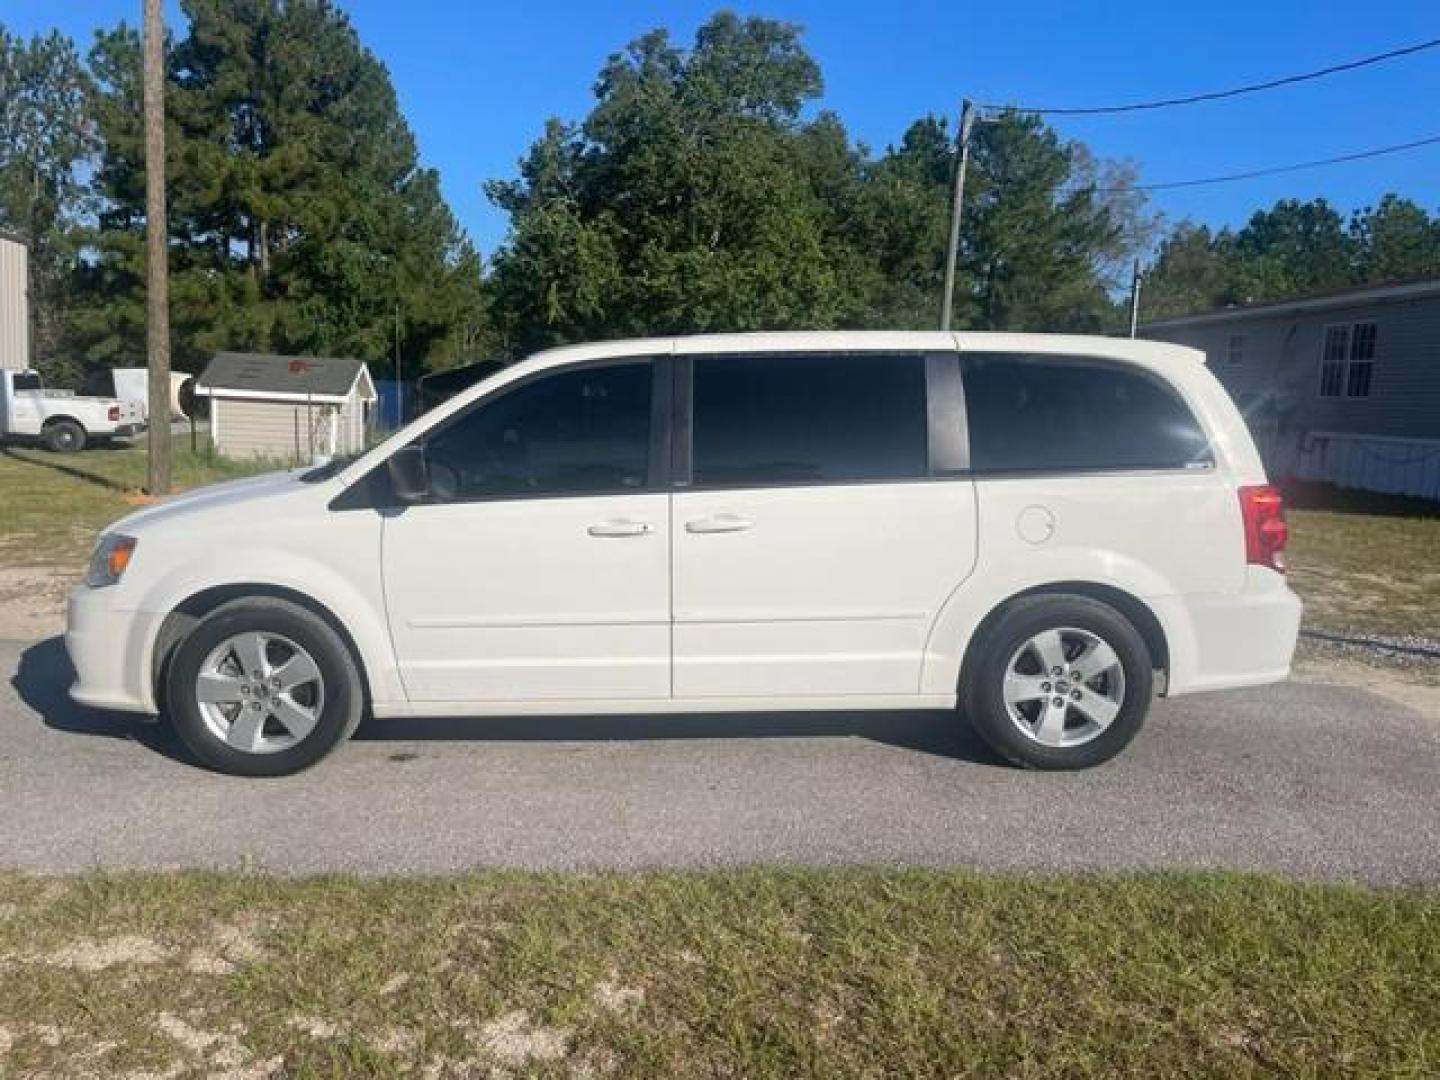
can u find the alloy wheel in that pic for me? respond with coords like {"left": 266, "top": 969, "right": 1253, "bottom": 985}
{"left": 195, "top": 631, "right": 325, "bottom": 754}
{"left": 1002, "top": 627, "right": 1126, "bottom": 748}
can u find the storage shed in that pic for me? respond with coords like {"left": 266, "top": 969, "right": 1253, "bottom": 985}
{"left": 195, "top": 352, "right": 377, "bottom": 461}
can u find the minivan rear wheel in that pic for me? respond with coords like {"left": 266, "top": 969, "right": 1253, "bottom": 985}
{"left": 165, "top": 597, "right": 364, "bottom": 776}
{"left": 961, "top": 594, "right": 1153, "bottom": 770}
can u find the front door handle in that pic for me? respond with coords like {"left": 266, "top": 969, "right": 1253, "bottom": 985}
{"left": 587, "top": 519, "right": 653, "bottom": 538}
{"left": 685, "top": 513, "right": 753, "bottom": 534}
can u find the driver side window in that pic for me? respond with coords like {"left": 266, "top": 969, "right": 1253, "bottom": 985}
{"left": 423, "top": 362, "right": 653, "bottom": 501}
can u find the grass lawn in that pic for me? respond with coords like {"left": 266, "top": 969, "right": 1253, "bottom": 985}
{"left": 1288, "top": 507, "right": 1440, "bottom": 637}
{"left": 0, "top": 869, "right": 1435, "bottom": 1078}
{"left": 0, "top": 437, "right": 276, "bottom": 570}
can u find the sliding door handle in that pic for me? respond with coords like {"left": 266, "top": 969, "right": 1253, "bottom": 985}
{"left": 587, "top": 519, "right": 653, "bottom": 538}
{"left": 685, "top": 514, "right": 753, "bottom": 534}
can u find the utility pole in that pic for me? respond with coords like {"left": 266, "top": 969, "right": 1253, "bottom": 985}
{"left": 1128, "top": 258, "right": 1143, "bottom": 338}
{"left": 940, "top": 98, "right": 976, "bottom": 331}
{"left": 393, "top": 301, "right": 402, "bottom": 427}
{"left": 142, "top": 0, "right": 171, "bottom": 496}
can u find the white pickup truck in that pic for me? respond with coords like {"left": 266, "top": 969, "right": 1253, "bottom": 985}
{"left": 0, "top": 369, "right": 146, "bottom": 452}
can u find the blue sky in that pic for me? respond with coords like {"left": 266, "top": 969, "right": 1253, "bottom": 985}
{"left": 7, "top": 0, "right": 1438, "bottom": 257}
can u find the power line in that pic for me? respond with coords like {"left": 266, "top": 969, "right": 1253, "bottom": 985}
{"left": 1080, "top": 134, "right": 1440, "bottom": 194}
{"left": 982, "top": 36, "right": 1440, "bottom": 116}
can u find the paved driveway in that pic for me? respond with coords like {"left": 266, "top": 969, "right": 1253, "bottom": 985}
{"left": 2, "top": 636, "right": 1437, "bottom": 882}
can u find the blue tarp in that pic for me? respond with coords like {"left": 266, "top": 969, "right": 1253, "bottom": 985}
{"left": 373, "top": 380, "right": 411, "bottom": 430}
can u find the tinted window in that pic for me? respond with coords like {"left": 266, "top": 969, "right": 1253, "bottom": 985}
{"left": 964, "top": 354, "right": 1212, "bottom": 473}
{"left": 13, "top": 373, "right": 41, "bottom": 392}
{"left": 423, "top": 362, "right": 652, "bottom": 499}
{"left": 691, "top": 353, "right": 928, "bottom": 486}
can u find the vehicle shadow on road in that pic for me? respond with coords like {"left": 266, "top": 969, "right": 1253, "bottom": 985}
{"left": 13, "top": 636, "right": 190, "bottom": 761}
{"left": 354, "top": 709, "right": 1003, "bottom": 764}
{"left": 15, "top": 634, "right": 1003, "bottom": 766}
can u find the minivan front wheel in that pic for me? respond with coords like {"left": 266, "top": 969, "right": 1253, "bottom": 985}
{"left": 962, "top": 595, "right": 1153, "bottom": 770}
{"left": 166, "top": 597, "right": 364, "bottom": 776}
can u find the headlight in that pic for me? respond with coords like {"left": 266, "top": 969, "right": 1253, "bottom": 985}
{"left": 86, "top": 534, "right": 137, "bottom": 588}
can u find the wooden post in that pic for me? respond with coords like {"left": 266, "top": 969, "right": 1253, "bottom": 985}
{"left": 940, "top": 99, "right": 976, "bottom": 331}
{"left": 142, "top": 0, "right": 171, "bottom": 494}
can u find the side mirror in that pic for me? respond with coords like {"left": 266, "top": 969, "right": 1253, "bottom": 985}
{"left": 387, "top": 444, "right": 430, "bottom": 503}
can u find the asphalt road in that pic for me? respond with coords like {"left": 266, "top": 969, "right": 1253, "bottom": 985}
{"left": 2, "top": 635, "right": 1437, "bottom": 882}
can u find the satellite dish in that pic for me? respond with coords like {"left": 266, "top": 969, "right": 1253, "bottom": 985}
{"left": 178, "top": 375, "right": 210, "bottom": 420}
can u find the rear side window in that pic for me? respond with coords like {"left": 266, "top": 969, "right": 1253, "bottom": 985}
{"left": 963, "top": 354, "right": 1212, "bottom": 473}
{"left": 691, "top": 353, "right": 928, "bottom": 486}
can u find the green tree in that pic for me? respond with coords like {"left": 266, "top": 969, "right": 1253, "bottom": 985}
{"left": 0, "top": 26, "right": 97, "bottom": 382}
{"left": 1233, "top": 197, "right": 1353, "bottom": 297}
{"left": 488, "top": 14, "right": 1150, "bottom": 352}
{"left": 1141, "top": 223, "right": 1247, "bottom": 320}
{"left": 842, "top": 117, "right": 954, "bottom": 329}
{"left": 837, "top": 112, "right": 1151, "bottom": 333}
{"left": 1350, "top": 194, "right": 1439, "bottom": 282}
{"left": 489, "top": 13, "right": 850, "bottom": 353}
{"left": 76, "top": 0, "right": 487, "bottom": 377}
{"left": 1144, "top": 194, "right": 1440, "bottom": 320}
{"left": 960, "top": 112, "right": 1148, "bottom": 331}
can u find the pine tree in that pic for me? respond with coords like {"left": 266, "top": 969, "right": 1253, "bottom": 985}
{"left": 77, "top": 0, "right": 487, "bottom": 377}
{"left": 0, "top": 26, "right": 97, "bottom": 383}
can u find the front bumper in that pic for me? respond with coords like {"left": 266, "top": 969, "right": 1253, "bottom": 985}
{"left": 65, "top": 584, "right": 162, "bottom": 714}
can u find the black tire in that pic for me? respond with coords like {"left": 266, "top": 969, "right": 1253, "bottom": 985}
{"left": 960, "top": 594, "right": 1154, "bottom": 770}
{"left": 42, "top": 419, "right": 87, "bottom": 453}
{"left": 165, "top": 597, "right": 364, "bottom": 776}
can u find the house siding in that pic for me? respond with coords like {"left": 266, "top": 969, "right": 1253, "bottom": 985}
{"left": 1145, "top": 290, "right": 1440, "bottom": 499}
{"left": 1147, "top": 292, "right": 1440, "bottom": 442}
{"left": 213, "top": 397, "right": 348, "bottom": 461}
{"left": 337, "top": 389, "right": 369, "bottom": 451}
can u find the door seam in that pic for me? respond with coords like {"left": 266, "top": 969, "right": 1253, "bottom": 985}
{"left": 377, "top": 515, "right": 414, "bottom": 702}
{"left": 667, "top": 489, "right": 675, "bottom": 698}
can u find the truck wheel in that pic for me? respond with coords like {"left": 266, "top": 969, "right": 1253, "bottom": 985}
{"left": 961, "top": 594, "right": 1154, "bottom": 770}
{"left": 43, "top": 419, "right": 87, "bottom": 453}
{"left": 165, "top": 597, "right": 365, "bottom": 776}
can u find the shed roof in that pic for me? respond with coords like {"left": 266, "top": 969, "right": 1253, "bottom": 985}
{"left": 196, "top": 352, "right": 375, "bottom": 403}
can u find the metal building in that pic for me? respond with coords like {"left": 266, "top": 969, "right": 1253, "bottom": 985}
{"left": 1143, "top": 278, "right": 1440, "bottom": 502}
{"left": 0, "top": 234, "right": 29, "bottom": 372}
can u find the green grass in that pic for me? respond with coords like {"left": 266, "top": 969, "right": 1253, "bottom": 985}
{"left": 0, "top": 438, "right": 277, "bottom": 570}
{"left": 0, "top": 869, "right": 1434, "bottom": 1078}
{"left": 1287, "top": 507, "right": 1440, "bottom": 637}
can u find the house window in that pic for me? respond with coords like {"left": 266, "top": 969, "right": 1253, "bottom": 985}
{"left": 1319, "top": 322, "right": 1377, "bottom": 398}
{"left": 1347, "top": 321, "right": 1376, "bottom": 397}
{"left": 1226, "top": 335, "right": 1245, "bottom": 367}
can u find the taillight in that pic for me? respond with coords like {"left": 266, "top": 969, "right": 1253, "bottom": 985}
{"left": 1239, "top": 484, "right": 1288, "bottom": 573}
{"left": 107, "top": 405, "right": 120, "bottom": 422}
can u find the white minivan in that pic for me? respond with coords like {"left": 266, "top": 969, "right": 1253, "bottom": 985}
{"left": 66, "top": 332, "right": 1301, "bottom": 776}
